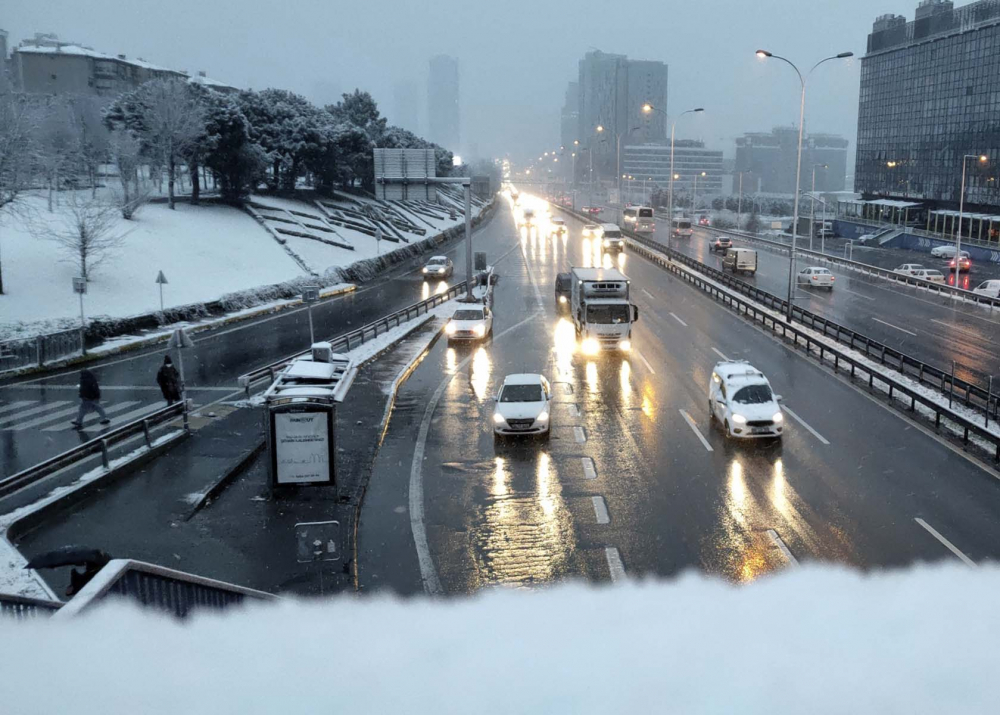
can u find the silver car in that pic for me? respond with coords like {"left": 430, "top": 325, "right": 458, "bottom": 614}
{"left": 796, "top": 267, "right": 835, "bottom": 290}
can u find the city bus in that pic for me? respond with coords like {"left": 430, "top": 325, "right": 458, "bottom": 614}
{"left": 622, "top": 206, "right": 656, "bottom": 234}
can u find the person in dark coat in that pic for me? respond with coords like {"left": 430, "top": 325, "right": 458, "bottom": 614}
{"left": 71, "top": 369, "right": 110, "bottom": 429}
{"left": 156, "top": 355, "right": 182, "bottom": 405}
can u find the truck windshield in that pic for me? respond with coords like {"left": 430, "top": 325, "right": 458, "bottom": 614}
{"left": 732, "top": 384, "right": 773, "bottom": 404}
{"left": 587, "top": 304, "right": 631, "bottom": 324}
{"left": 500, "top": 384, "right": 543, "bottom": 402}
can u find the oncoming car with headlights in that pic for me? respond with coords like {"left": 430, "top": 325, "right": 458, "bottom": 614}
{"left": 423, "top": 255, "right": 454, "bottom": 279}
{"left": 492, "top": 374, "right": 552, "bottom": 440}
{"left": 709, "top": 361, "right": 784, "bottom": 440}
{"left": 446, "top": 306, "right": 493, "bottom": 341}
{"left": 600, "top": 224, "right": 625, "bottom": 252}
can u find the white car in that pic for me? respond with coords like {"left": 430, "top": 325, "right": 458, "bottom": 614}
{"left": 894, "top": 263, "right": 926, "bottom": 276}
{"left": 423, "top": 255, "right": 454, "bottom": 278}
{"left": 493, "top": 374, "right": 552, "bottom": 440}
{"left": 972, "top": 279, "right": 1000, "bottom": 298}
{"left": 549, "top": 218, "right": 567, "bottom": 236}
{"left": 446, "top": 306, "right": 493, "bottom": 341}
{"left": 582, "top": 223, "right": 601, "bottom": 238}
{"left": 856, "top": 233, "right": 876, "bottom": 244}
{"left": 912, "top": 268, "right": 946, "bottom": 283}
{"left": 930, "top": 245, "right": 965, "bottom": 259}
{"left": 796, "top": 267, "right": 835, "bottom": 290}
{"left": 709, "top": 361, "right": 784, "bottom": 440}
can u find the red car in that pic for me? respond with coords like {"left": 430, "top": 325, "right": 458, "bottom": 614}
{"left": 948, "top": 255, "right": 972, "bottom": 273}
{"left": 698, "top": 216, "right": 711, "bottom": 226}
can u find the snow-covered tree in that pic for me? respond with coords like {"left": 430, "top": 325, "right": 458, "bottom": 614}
{"left": 201, "top": 95, "right": 267, "bottom": 203}
{"left": 109, "top": 130, "right": 148, "bottom": 219}
{"left": 35, "top": 98, "right": 81, "bottom": 212}
{"left": 0, "top": 94, "right": 40, "bottom": 294}
{"left": 31, "top": 193, "right": 128, "bottom": 281}
{"left": 327, "top": 90, "right": 387, "bottom": 143}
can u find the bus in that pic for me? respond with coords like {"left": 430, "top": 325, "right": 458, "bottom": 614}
{"left": 672, "top": 217, "right": 693, "bottom": 238}
{"left": 622, "top": 206, "right": 656, "bottom": 234}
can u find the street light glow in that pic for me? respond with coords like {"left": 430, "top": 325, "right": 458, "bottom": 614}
{"left": 642, "top": 103, "right": 653, "bottom": 113}
{"left": 981, "top": 155, "right": 989, "bottom": 163}
{"left": 596, "top": 125, "right": 604, "bottom": 132}
{"left": 756, "top": 50, "right": 772, "bottom": 58}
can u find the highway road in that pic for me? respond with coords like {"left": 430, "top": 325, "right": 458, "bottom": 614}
{"left": 660, "top": 225, "right": 1000, "bottom": 389}
{"left": 360, "top": 197, "right": 1000, "bottom": 595}
{"left": 0, "top": 213, "right": 492, "bottom": 478}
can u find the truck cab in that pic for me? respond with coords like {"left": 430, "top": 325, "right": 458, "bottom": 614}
{"left": 569, "top": 267, "right": 640, "bottom": 354}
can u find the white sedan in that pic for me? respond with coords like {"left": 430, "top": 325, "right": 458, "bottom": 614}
{"left": 423, "top": 255, "right": 454, "bottom": 278}
{"left": 796, "top": 267, "right": 835, "bottom": 290}
{"left": 493, "top": 374, "right": 552, "bottom": 440}
{"left": 930, "top": 245, "right": 963, "bottom": 259}
{"left": 895, "top": 263, "right": 925, "bottom": 276}
{"left": 582, "top": 223, "right": 601, "bottom": 238}
{"left": 912, "top": 268, "right": 946, "bottom": 283}
{"left": 446, "top": 306, "right": 493, "bottom": 341}
{"left": 973, "top": 279, "right": 1000, "bottom": 298}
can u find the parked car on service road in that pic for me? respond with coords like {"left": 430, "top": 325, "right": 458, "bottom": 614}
{"left": 894, "top": 264, "right": 925, "bottom": 276}
{"left": 797, "top": 267, "right": 835, "bottom": 290}
{"left": 912, "top": 269, "right": 946, "bottom": 283}
{"left": 931, "top": 245, "right": 965, "bottom": 259}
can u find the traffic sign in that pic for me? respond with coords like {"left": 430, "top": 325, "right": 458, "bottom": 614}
{"left": 155, "top": 270, "right": 168, "bottom": 285}
{"left": 301, "top": 286, "right": 320, "bottom": 303}
{"left": 167, "top": 328, "right": 194, "bottom": 349}
{"left": 72, "top": 277, "right": 87, "bottom": 294}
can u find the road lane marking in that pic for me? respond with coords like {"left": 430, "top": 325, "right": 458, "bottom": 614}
{"left": 930, "top": 318, "right": 981, "bottom": 340}
{"left": 781, "top": 406, "right": 830, "bottom": 445}
{"left": 581, "top": 457, "right": 597, "bottom": 480}
{"left": 592, "top": 496, "right": 610, "bottom": 524}
{"left": 669, "top": 312, "right": 688, "bottom": 327}
{"left": 915, "top": 518, "right": 976, "bottom": 567}
{"left": 567, "top": 404, "right": 580, "bottom": 418}
{"left": 679, "top": 409, "right": 714, "bottom": 452}
{"left": 96, "top": 402, "right": 163, "bottom": 427}
{"left": 841, "top": 287, "right": 874, "bottom": 300}
{"left": 0, "top": 400, "right": 33, "bottom": 416}
{"left": 711, "top": 347, "right": 729, "bottom": 361}
{"left": 641, "top": 288, "right": 656, "bottom": 300}
{"left": 635, "top": 351, "right": 656, "bottom": 374}
{"left": 605, "top": 547, "right": 626, "bottom": 582}
{"left": 766, "top": 529, "right": 800, "bottom": 567}
{"left": 574, "top": 426, "right": 586, "bottom": 443}
{"left": 37, "top": 401, "right": 142, "bottom": 432}
{"left": 0, "top": 401, "right": 71, "bottom": 428}
{"left": 872, "top": 317, "right": 917, "bottom": 336}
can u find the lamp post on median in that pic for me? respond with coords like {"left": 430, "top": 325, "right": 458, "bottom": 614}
{"left": 736, "top": 170, "right": 753, "bottom": 232}
{"left": 810, "top": 163, "right": 828, "bottom": 250}
{"left": 693, "top": 171, "right": 706, "bottom": 218}
{"left": 955, "top": 153, "right": 989, "bottom": 290}
{"left": 755, "top": 48, "right": 853, "bottom": 321}
{"left": 643, "top": 103, "right": 704, "bottom": 251}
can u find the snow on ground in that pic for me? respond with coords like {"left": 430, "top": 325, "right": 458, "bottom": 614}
{"left": 0, "top": 196, "right": 303, "bottom": 339}
{"left": 3, "top": 565, "right": 1000, "bottom": 713}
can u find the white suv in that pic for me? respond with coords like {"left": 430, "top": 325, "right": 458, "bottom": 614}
{"left": 709, "top": 361, "right": 784, "bottom": 440}
{"left": 446, "top": 306, "right": 493, "bottom": 341}
{"left": 493, "top": 374, "right": 552, "bottom": 440}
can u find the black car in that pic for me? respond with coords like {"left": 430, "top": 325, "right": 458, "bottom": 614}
{"left": 555, "top": 272, "right": 572, "bottom": 310}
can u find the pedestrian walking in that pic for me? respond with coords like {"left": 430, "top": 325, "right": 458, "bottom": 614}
{"left": 71, "top": 369, "right": 110, "bottom": 429}
{"left": 156, "top": 355, "right": 181, "bottom": 405}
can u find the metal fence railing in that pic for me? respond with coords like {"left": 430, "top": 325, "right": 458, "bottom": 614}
{"left": 239, "top": 280, "right": 469, "bottom": 397}
{"left": 0, "top": 401, "right": 187, "bottom": 499}
{"left": 0, "top": 328, "right": 83, "bottom": 373}
{"left": 0, "top": 593, "right": 63, "bottom": 620}
{"left": 557, "top": 205, "right": 1000, "bottom": 429}
{"left": 54, "top": 559, "right": 276, "bottom": 619}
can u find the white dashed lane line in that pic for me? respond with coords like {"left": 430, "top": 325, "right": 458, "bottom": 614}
{"left": 915, "top": 518, "right": 976, "bottom": 567}
{"left": 581, "top": 457, "right": 597, "bottom": 480}
{"left": 873, "top": 317, "right": 917, "bottom": 337}
{"left": 711, "top": 347, "right": 729, "bottom": 361}
{"left": 669, "top": 312, "right": 688, "bottom": 327}
{"left": 641, "top": 288, "right": 656, "bottom": 300}
{"left": 605, "top": 547, "right": 626, "bottom": 582}
{"left": 574, "top": 426, "right": 586, "bottom": 443}
{"left": 781, "top": 405, "right": 830, "bottom": 445}
{"left": 679, "top": 409, "right": 714, "bottom": 452}
{"left": 591, "top": 496, "right": 610, "bottom": 524}
{"left": 567, "top": 404, "right": 581, "bottom": 418}
{"left": 766, "top": 529, "right": 800, "bottom": 567}
{"left": 634, "top": 351, "right": 656, "bottom": 375}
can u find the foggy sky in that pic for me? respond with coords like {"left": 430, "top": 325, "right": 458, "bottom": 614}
{"left": 6, "top": 0, "right": 927, "bottom": 167}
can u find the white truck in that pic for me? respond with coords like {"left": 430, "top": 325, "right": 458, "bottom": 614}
{"left": 723, "top": 247, "right": 758, "bottom": 275}
{"left": 569, "top": 267, "right": 639, "bottom": 354}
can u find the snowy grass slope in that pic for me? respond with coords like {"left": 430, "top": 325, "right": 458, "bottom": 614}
{"left": 2, "top": 565, "right": 999, "bottom": 713}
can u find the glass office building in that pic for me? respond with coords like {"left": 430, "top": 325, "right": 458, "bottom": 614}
{"left": 856, "top": 0, "right": 1000, "bottom": 211}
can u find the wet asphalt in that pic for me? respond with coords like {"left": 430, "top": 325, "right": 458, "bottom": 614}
{"left": 359, "top": 200, "right": 1000, "bottom": 596}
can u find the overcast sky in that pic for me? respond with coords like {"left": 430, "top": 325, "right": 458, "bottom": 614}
{"left": 6, "top": 0, "right": 927, "bottom": 164}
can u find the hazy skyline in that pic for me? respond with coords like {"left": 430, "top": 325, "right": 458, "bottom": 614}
{"left": 5, "top": 0, "right": 930, "bottom": 164}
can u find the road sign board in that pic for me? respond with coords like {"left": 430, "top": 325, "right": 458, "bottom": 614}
{"left": 301, "top": 286, "right": 320, "bottom": 303}
{"left": 167, "top": 328, "right": 194, "bottom": 349}
{"left": 375, "top": 226, "right": 383, "bottom": 242}
{"left": 474, "top": 252, "right": 487, "bottom": 271}
{"left": 295, "top": 520, "right": 341, "bottom": 562}
{"left": 155, "top": 270, "right": 168, "bottom": 285}
{"left": 72, "top": 277, "right": 87, "bottom": 295}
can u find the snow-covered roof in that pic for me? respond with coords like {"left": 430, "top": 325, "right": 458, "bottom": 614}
{"left": 860, "top": 199, "right": 922, "bottom": 209}
{"left": 16, "top": 43, "right": 183, "bottom": 75}
{"left": 188, "top": 74, "right": 237, "bottom": 91}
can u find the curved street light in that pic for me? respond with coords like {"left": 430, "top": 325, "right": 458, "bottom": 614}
{"left": 643, "top": 103, "right": 705, "bottom": 249}
{"left": 756, "top": 49, "right": 853, "bottom": 320}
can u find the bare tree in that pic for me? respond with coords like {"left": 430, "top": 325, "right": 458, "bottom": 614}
{"left": 31, "top": 193, "right": 128, "bottom": 282}
{"left": 136, "top": 80, "right": 205, "bottom": 210}
{"left": 0, "top": 93, "right": 40, "bottom": 294}
{"left": 36, "top": 98, "right": 81, "bottom": 212}
{"left": 108, "top": 130, "right": 149, "bottom": 219}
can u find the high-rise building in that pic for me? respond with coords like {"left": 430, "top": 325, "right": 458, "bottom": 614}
{"left": 427, "top": 54, "right": 460, "bottom": 152}
{"left": 576, "top": 50, "right": 667, "bottom": 178}
{"left": 855, "top": 0, "right": 1000, "bottom": 210}
{"left": 393, "top": 79, "right": 420, "bottom": 134}
{"left": 623, "top": 140, "right": 724, "bottom": 198}
{"left": 560, "top": 81, "right": 579, "bottom": 149}
{"left": 736, "top": 127, "right": 848, "bottom": 194}
{"left": 0, "top": 29, "right": 9, "bottom": 91}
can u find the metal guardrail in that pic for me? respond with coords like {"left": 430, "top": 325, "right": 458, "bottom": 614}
{"left": 0, "top": 401, "right": 187, "bottom": 499}
{"left": 621, "top": 233, "right": 1000, "bottom": 463}
{"left": 0, "top": 328, "right": 83, "bottom": 373}
{"left": 239, "top": 280, "right": 469, "bottom": 397}
{"left": 0, "top": 593, "right": 63, "bottom": 620}
{"left": 703, "top": 225, "right": 1000, "bottom": 308}
{"left": 558, "top": 205, "right": 1000, "bottom": 427}
{"left": 54, "top": 559, "right": 276, "bottom": 619}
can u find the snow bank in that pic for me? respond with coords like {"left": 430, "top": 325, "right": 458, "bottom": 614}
{"left": 2, "top": 565, "right": 999, "bottom": 713}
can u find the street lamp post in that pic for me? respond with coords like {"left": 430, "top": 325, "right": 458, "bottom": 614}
{"left": 756, "top": 49, "right": 853, "bottom": 321}
{"left": 692, "top": 171, "right": 706, "bottom": 217}
{"left": 643, "top": 103, "right": 704, "bottom": 250}
{"left": 955, "top": 153, "right": 988, "bottom": 289}
{"left": 810, "top": 163, "right": 828, "bottom": 250}
{"left": 737, "top": 171, "right": 753, "bottom": 232}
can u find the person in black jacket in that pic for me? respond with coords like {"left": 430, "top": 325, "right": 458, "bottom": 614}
{"left": 71, "top": 369, "right": 110, "bottom": 429}
{"left": 156, "top": 355, "right": 181, "bottom": 405}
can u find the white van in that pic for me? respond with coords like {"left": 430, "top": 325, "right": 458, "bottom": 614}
{"left": 723, "top": 248, "right": 757, "bottom": 275}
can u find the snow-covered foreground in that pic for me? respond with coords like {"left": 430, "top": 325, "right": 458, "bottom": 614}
{"left": 3, "top": 565, "right": 999, "bottom": 713}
